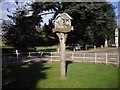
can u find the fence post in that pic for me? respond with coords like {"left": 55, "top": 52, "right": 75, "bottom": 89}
{"left": 95, "top": 53, "right": 97, "bottom": 64}
{"left": 51, "top": 52, "right": 53, "bottom": 62}
{"left": 101, "top": 45, "right": 103, "bottom": 48}
{"left": 57, "top": 48, "right": 59, "bottom": 53}
{"left": 72, "top": 52, "right": 74, "bottom": 61}
{"left": 83, "top": 53, "right": 85, "bottom": 63}
{"left": 16, "top": 50, "right": 19, "bottom": 66}
{"left": 28, "top": 52, "right": 31, "bottom": 57}
{"left": 94, "top": 46, "right": 96, "bottom": 49}
{"left": 16, "top": 53, "right": 19, "bottom": 66}
{"left": 106, "top": 53, "right": 108, "bottom": 65}
{"left": 117, "top": 54, "right": 119, "bottom": 67}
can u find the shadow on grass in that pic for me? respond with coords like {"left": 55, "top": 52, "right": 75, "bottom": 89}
{"left": 2, "top": 46, "right": 37, "bottom": 54}
{"left": 2, "top": 46, "right": 15, "bottom": 54}
{"left": 38, "top": 49, "right": 57, "bottom": 52}
{"left": 2, "top": 62, "right": 51, "bottom": 89}
{"left": 66, "top": 60, "right": 73, "bottom": 75}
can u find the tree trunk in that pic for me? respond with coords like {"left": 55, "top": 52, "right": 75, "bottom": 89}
{"left": 56, "top": 33, "right": 67, "bottom": 78}
{"left": 60, "top": 37, "right": 66, "bottom": 78}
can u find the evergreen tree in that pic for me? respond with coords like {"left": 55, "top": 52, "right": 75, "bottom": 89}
{"left": 32, "top": 2, "right": 117, "bottom": 47}
{"left": 2, "top": 3, "right": 42, "bottom": 50}
{"left": 54, "top": 2, "right": 117, "bottom": 47}
{"left": 2, "top": 2, "right": 117, "bottom": 49}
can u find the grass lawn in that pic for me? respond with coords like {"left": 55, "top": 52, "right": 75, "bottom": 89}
{"left": 36, "top": 46, "right": 58, "bottom": 52}
{"left": 3, "top": 62, "right": 119, "bottom": 88}
{"left": 36, "top": 45, "right": 73, "bottom": 52}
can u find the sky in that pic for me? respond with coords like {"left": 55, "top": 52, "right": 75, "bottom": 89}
{"left": 111, "top": 2, "right": 119, "bottom": 25}
{"left": 0, "top": 0, "right": 119, "bottom": 26}
{"left": 0, "top": 0, "right": 54, "bottom": 25}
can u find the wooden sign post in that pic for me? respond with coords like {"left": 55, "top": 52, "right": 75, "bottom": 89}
{"left": 52, "top": 13, "right": 73, "bottom": 78}
{"left": 56, "top": 33, "right": 67, "bottom": 78}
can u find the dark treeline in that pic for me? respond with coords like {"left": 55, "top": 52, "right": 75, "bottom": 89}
{"left": 2, "top": 2, "right": 117, "bottom": 50}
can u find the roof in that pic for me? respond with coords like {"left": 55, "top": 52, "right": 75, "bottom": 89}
{"left": 54, "top": 13, "right": 72, "bottom": 21}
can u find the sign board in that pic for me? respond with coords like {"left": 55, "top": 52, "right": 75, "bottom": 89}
{"left": 52, "top": 13, "right": 73, "bottom": 33}
{"left": 52, "top": 13, "right": 74, "bottom": 78}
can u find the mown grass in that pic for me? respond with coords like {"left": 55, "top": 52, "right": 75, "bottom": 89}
{"left": 36, "top": 46, "right": 58, "bottom": 52}
{"left": 2, "top": 43, "right": 113, "bottom": 53}
{"left": 36, "top": 45, "right": 73, "bottom": 52}
{"left": 3, "top": 63, "right": 119, "bottom": 88}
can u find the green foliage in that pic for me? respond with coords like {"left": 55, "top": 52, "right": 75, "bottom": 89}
{"left": 36, "top": 20, "right": 59, "bottom": 46}
{"left": 2, "top": 2, "right": 60, "bottom": 50}
{"left": 2, "top": 7, "right": 38, "bottom": 50}
{"left": 39, "top": 2, "right": 116, "bottom": 47}
{"left": 2, "top": 2, "right": 117, "bottom": 49}
{"left": 3, "top": 63, "right": 118, "bottom": 88}
{"left": 53, "top": 2, "right": 117, "bottom": 47}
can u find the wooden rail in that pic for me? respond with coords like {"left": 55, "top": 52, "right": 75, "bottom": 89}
{"left": 2, "top": 52, "right": 120, "bottom": 67}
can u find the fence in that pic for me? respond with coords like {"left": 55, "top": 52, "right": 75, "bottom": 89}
{"left": 66, "top": 52, "right": 119, "bottom": 66}
{"left": 2, "top": 51, "right": 120, "bottom": 67}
